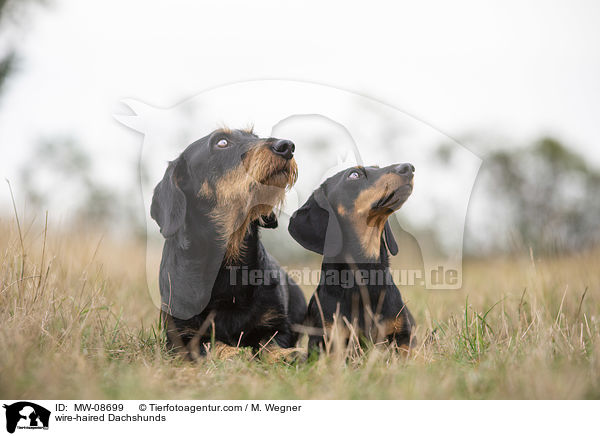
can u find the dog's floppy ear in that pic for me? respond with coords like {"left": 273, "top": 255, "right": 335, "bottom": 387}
{"left": 257, "top": 212, "right": 278, "bottom": 229}
{"left": 151, "top": 156, "right": 188, "bottom": 240}
{"left": 158, "top": 238, "right": 223, "bottom": 320}
{"left": 288, "top": 188, "right": 342, "bottom": 257}
{"left": 383, "top": 221, "right": 398, "bottom": 256}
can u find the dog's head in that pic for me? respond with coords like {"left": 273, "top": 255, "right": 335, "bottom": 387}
{"left": 151, "top": 128, "right": 298, "bottom": 259}
{"left": 289, "top": 164, "right": 414, "bottom": 261}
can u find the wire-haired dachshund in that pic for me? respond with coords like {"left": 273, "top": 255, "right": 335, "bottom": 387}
{"left": 288, "top": 164, "right": 416, "bottom": 351}
{"left": 151, "top": 128, "right": 306, "bottom": 360}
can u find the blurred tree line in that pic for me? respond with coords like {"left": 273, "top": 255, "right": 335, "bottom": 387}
{"left": 2, "top": 0, "right": 598, "bottom": 254}
{"left": 14, "top": 134, "right": 599, "bottom": 255}
{"left": 17, "top": 138, "right": 146, "bottom": 237}
{"left": 1, "top": 0, "right": 146, "bottom": 238}
{"left": 0, "top": 0, "right": 46, "bottom": 94}
{"left": 480, "top": 137, "right": 600, "bottom": 255}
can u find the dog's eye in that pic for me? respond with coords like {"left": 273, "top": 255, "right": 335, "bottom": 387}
{"left": 216, "top": 139, "right": 229, "bottom": 148}
{"left": 348, "top": 171, "right": 360, "bottom": 180}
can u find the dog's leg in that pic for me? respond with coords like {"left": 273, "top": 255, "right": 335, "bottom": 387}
{"left": 199, "top": 341, "right": 242, "bottom": 360}
{"left": 259, "top": 343, "right": 306, "bottom": 363}
{"left": 162, "top": 312, "right": 196, "bottom": 361}
{"left": 253, "top": 329, "right": 306, "bottom": 362}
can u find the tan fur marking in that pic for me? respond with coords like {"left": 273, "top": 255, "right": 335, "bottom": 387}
{"left": 215, "top": 125, "right": 232, "bottom": 134}
{"left": 210, "top": 142, "right": 298, "bottom": 261}
{"left": 260, "top": 345, "right": 306, "bottom": 363}
{"left": 259, "top": 309, "right": 283, "bottom": 327}
{"left": 162, "top": 313, "right": 193, "bottom": 360}
{"left": 210, "top": 342, "right": 241, "bottom": 360}
{"left": 197, "top": 180, "right": 213, "bottom": 198}
{"left": 337, "top": 205, "right": 347, "bottom": 216}
{"left": 351, "top": 173, "right": 405, "bottom": 259}
{"left": 383, "top": 316, "right": 405, "bottom": 336}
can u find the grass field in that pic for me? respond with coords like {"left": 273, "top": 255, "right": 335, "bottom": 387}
{"left": 1, "top": 216, "right": 598, "bottom": 400}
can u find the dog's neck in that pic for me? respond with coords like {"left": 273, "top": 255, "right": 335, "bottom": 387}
{"left": 323, "top": 216, "right": 388, "bottom": 264}
{"left": 323, "top": 240, "right": 389, "bottom": 269}
{"left": 183, "top": 200, "right": 261, "bottom": 268}
{"left": 320, "top": 243, "right": 391, "bottom": 299}
{"left": 320, "top": 216, "right": 392, "bottom": 295}
{"left": 333, "top": 205, "right": 392, "bottom": 261}
{"left": 324, "top": 249, "right": 382, "bottom": 267}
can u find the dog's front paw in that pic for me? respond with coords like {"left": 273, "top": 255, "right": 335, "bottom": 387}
{"left": 260, "top": 346, "right": 307, "bottom": 364}
{"left": 205, "top": 342, "right": 244, "bottom": 360}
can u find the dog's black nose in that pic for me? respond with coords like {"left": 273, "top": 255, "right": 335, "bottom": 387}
{"left": 395, "top": 163, "right": 415, "bottom": 179}
{"left": 271, "top": 139, "right": 295, "bottom": 160}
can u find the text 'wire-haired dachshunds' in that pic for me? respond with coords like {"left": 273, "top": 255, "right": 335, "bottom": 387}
{"left": 151, "top": 128, "right": 306, "bottom": 360}
{"left": 288, "top": 164, "right": 416, "bottom": 352}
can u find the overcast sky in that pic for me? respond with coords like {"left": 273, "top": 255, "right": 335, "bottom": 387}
{"left": 1, "top": 0, "right": 599, "bottom": 215}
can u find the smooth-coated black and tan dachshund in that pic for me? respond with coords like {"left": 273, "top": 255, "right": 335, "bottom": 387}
{"left": 288, "top": 164, "right": 416, "bottom": 351}
{"left": 151, "top": 128, "right": 306, "bottom": 360}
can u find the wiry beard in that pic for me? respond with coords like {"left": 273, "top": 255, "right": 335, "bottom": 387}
{"left": 210, "top": 145, "right": 298, "bottom": 261}
{"left": 242, "top": 145, "right": 298, "bottom": 188}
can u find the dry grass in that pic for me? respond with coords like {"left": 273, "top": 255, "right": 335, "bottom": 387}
{"left": 0, "top": 215, "right": 598, "bottom": 400}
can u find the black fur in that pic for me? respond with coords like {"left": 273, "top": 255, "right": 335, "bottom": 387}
{"left": 152, "top": 128, "right": 306, "bottom": 358}
{"left": 288, "top": 164, "right": 416, "bottom": 350}
{"left": 166, "top": 222, "right": 306, "bottom": 351}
